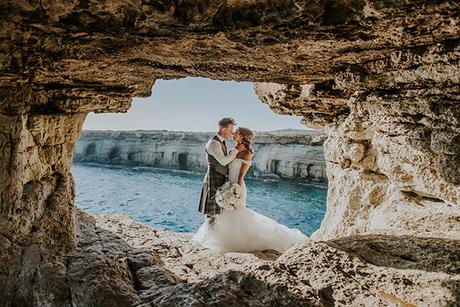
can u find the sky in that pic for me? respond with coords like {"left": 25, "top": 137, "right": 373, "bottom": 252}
{"left": 83, "top": 77, "right": 308, "bottom": 132}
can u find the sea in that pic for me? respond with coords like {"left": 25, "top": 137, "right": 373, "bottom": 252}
{"left": 72, "top": 163, "right": 327, "bottom": 236}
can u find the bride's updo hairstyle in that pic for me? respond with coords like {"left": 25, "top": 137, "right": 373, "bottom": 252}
{"left": 238, "top": 127, "right": 254, "bottom": 154}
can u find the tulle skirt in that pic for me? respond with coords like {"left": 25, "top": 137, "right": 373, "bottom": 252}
{"left": 192, "top": 207, "right": 308, "bottom": 253}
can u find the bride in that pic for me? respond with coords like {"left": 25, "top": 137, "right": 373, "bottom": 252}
{"left": 193, "top": 127, "right": 308, "bottom": 253}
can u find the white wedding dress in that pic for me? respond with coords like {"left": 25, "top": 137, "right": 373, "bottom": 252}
{"left": 193, "top": 158, "right": 308, "bottom": 253}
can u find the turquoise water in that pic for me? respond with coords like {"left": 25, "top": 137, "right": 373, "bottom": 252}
{"left": 72, "top": 163, "right": 327, "bottom": 235}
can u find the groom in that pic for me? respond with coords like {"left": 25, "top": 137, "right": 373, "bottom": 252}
{"left": 198, "top": 117, "right": 244, "bottom": 224}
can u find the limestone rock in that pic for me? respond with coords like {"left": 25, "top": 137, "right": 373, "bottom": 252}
{"left": 310, "top": 90, "right": 460, "bottom": 241}
{"left": 254, "top": 82, "right": 349, "bottom": 129}
{"left": 86, "top": 213, "right": 460, "bottom": 306}
{"left": 73, "top": 129, "right": 328, "bottom": 183}
{"left": 0, "top": 112, "right": 86, "bottom": 306}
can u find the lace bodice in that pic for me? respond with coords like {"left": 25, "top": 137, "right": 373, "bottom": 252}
{"left": 228, "top": 158, "right": 252, "bottom": 183}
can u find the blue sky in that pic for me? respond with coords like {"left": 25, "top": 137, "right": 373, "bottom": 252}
{"left": 83, "top": 77, "right": 307, "bottom": 131}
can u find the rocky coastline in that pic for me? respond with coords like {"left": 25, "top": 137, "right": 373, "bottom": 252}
{"left": 73, "top": 129, "right": 328, "bottom": 184}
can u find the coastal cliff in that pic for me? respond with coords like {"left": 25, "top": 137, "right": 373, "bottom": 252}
{"left": 73, "top": 129, "right": 328, "bottom": 183}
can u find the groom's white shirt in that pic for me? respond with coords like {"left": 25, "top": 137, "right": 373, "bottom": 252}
{"left": 206, "top": 134, "right": 238, "bottom": 166}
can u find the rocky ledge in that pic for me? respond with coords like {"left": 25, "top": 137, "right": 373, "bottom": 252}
{"left": 73, "top": 129, "right": 327, "bottom": 183}
{"left": 63, "top": 211, "right": 459, "bottom": 306}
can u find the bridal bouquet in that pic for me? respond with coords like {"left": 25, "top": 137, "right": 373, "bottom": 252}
{"left": 215, "top": 182, "right": 243, "bottom": 210}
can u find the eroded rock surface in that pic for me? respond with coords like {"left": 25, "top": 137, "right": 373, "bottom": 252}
{"left": 68, "top": 212, "right": 460, "bottom": 306}
{"left": 1, "top": 1, "right": 459, "bottom": 113}
{"left": 312, "top": 89, "right": 460, "bottom": 240}
{"left": 252, "top": 11, "right": 460, "bottom": 240}
{"left": 255, "top": 81, "right": 460, "bottom": 241}
{"left": 0, "top": 113, "right": 85, "bottom": 306}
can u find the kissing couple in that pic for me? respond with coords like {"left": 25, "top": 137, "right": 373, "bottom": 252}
{"left": 193, "top": 117, "right": 307, "bottom": 254}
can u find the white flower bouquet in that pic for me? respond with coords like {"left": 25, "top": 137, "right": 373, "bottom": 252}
{"left": 215, "top": 182, "right": 243, "bottom": 210}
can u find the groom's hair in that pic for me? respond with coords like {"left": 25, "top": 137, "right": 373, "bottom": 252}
{"left": 218, "top": 117, "right": 236, "bottom": 128}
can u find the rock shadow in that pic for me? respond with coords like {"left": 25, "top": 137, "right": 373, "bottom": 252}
{"left": 325, "top": 234, "right": 460, "bottom": 275}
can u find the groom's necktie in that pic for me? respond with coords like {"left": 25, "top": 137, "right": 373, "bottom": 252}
{"left": 221, "top": 140, "right": 227, "bottom": 155}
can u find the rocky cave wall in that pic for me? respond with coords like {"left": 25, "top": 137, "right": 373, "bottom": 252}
{"left": 255, "top": 82, "right": 460, "bottom": 241}
{"left": 0, "top": 111, "right": 86, "bottom": 305}
{"left": 1, "top": 0, "right": 459, "bottom": 305}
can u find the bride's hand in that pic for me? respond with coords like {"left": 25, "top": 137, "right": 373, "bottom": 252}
{"left": 238, "top": 180, "right": 244, "bottom": 186}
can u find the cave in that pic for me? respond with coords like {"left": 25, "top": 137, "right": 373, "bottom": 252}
{"left": 307, "top": 164, "right": 325, "bottom": 183}
{"left": 1, "top": 1, "right": 459, "bottom": 306}
{"left": 83, "top": 142, "right": 96, "bottom": 157}
{"left": 177, "top": 152, "right": 189, "bottom": 170}
{"left": 269, "top": 159, "right": 282, "bottom": 177}
{"left": 108, "top": 146, "right": 121, "bottom": 161}
{"left": 127, "top": 151, "right": 136, "bottom": 161}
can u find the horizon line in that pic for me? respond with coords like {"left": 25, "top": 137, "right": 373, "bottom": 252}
{"left": 81, "top": 128, "right": 320, "bottom": 133}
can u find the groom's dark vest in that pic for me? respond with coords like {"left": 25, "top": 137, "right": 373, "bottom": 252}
{"left": 206, "top": 135, "right": 228, "bottom": 176}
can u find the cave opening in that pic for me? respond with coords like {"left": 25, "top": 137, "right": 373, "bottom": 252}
{"left": 108, "top": 146, "right": 121, "bottom": 161}
{"left": 178, "top": 153, "right": 188, "bottom": 170}
{"left": 72, "top": 77, "right": 328, "bottom": 237}
{"left": 127, "top": 152, "right": 136, "bottom": 161}
{"left": 269, "top": 159, "right": 282, "bottom": 177}
{"left": 84, "top": 142, "right": 96, "bottom": 156}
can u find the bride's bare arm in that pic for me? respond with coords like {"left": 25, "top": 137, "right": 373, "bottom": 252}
{"left": 238, "top": 152, "right": 253, "bottom": 186}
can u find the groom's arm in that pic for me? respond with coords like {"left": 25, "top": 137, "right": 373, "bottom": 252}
{"left": 206, "top": 140, "right": 237, "bottom": 166}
